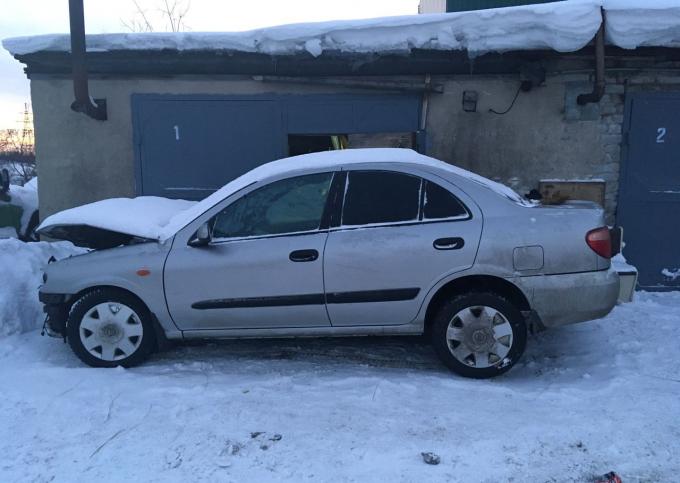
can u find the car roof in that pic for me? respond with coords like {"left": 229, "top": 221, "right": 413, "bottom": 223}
{"left": 161, "top": 148, "right": 529, "bottom": 239}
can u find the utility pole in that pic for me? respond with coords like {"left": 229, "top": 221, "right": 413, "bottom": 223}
{"left": 19, "top": 103, "right": 34, "bottom": 156}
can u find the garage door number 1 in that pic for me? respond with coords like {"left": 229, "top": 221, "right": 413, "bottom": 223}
{"left": 174, "top": 125, "right": 180, "bottom": 141}
{"left": 657, "top": 127, "right": 666, "bottom": 144}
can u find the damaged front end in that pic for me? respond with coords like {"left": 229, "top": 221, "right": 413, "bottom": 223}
{"left": 38, "top": 223, "right": 152, "bottom": 250}
{"left": 39, "top": 292, "right": 70, "bottom": 338}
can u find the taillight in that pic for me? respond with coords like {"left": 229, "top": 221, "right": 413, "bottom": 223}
{"left": 586, "top": 227, "right": 612, "bottom": 259}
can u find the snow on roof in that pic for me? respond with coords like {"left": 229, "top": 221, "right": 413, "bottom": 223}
{"left": 3, "top": 1, "right": 603, "bottom": 58}
{"left": 4, "top": 1, "right": 680, "bottom": 59}
{"left": 160, "top": 148, "right": 530, "bottom": 240}
{"left": 604, "top": 0, "right": 680, "bottom": 49}
{"left": 37, "top": 149, "right": 529, "bottom": 243}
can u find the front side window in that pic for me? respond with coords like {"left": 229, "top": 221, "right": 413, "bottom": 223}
{"left": 342, "top": 171, "right": 421, "bottom": 226}
{"left": 213, "top": 172, "right": 333, "bottom": 238}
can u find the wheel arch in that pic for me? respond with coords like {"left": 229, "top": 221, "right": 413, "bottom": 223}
{"left": 423, "top": 275, "right": 531, "bottom": 333}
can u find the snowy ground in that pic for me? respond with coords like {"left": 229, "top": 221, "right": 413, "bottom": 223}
{"left": 1, "top": 291, "right": 679, "bottom": 482}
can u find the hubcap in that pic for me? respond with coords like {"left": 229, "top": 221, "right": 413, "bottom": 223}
{"left": 445, "top": 305, "right": 514, "bottom": 369}
{"left": 79, "top": 302, "right": 144, "bottom": 362}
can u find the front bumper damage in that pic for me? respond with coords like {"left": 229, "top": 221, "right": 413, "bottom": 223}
{"left": 39, "top": 292, "right": 70, "bottom": 338}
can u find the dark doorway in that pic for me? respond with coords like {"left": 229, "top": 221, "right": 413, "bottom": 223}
{"left": 288, "top": 135, "right": 348, "bottom": 156}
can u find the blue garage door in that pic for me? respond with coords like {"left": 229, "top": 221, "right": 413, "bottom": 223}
{"left": 618, "top": 93, "right": 680, "bottom": 290}
{"left": 132, "top": 94, "right": 422, "bottom": 200}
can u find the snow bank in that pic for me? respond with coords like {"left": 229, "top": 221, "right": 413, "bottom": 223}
{"left": 38, "top": 196, "right": 196, "bottom": 241}
{"left": 0, "top": 239, "right": 85, "bottom": 336}
{"left": 8, "top": 182, "right": 38, "bottom": 234}
{"left": 3, "top": 1, "right": 604, "bottom": 58}
{"left": 4, "top": 1, "right": 680, "bottom": 59}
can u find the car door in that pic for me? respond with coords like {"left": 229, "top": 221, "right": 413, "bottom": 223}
{"left": 323, "top": 169, "right": 483, "bottom": 327}
{"left": 164, "top": 172, "right": 335, "bottom": 330}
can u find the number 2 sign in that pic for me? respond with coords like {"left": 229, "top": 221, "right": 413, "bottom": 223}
{"left": 657, "top": 127, "right": 666, "bottom": 144}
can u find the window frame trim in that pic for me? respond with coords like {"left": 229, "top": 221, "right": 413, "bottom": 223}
{"left": 336, "top": 169, "right": 472, "bottom": 231}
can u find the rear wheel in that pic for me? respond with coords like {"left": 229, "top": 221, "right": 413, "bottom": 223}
{"left": 67, "top": 289, "right": 155, "bottom": 368}
{"left": 430, "top": 292, "right": 527, "bottom": 378}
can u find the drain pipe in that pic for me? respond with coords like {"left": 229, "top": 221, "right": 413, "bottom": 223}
{"left": 68, "top": 0, "right": 107, "bottom": 120}
{"left": 577, "top": 9, "right": 606, "bottom": 106}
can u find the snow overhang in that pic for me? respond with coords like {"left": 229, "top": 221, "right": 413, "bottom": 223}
{"left": 3, "top": 1, "right": 604, "bottom": 59}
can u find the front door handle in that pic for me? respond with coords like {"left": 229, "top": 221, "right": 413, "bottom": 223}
{"left": 289, "top": 249, "right": 319, "bottom": 262}
{"left": 433, "top": 237, "right": 465, "bottom": 250}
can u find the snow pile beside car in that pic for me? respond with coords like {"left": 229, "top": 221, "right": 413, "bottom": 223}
{"left": 8, "top": 181, "right": 38, "bottom": 233}
{"left": 0, "top": 239, "right": 85, "bottom": 336}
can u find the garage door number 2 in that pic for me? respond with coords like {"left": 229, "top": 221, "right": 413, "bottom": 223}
{"left": 173, "top": 125, "right": 180, "bottom": 141}
{"left": 656, "top": 127, "right": 666, "bottom": 144}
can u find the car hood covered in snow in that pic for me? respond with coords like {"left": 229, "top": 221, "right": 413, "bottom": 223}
{"left": 37, "top": 197, "right": 196, "bottom": 249}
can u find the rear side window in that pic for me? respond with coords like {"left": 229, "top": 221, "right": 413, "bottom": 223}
{"left": 342, "top": 171, "right": 421, "bottom": 226}
{"left": 423, "top": 181, "right": 468, "bottom": 219}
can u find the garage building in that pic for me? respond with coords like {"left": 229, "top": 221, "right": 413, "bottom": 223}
{"left": 4, "top": 2, "right": 680, "bottom": 289}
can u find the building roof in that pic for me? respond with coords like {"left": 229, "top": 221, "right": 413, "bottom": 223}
{"left": 4, "top": 0, "right": 680, "bottom": 60}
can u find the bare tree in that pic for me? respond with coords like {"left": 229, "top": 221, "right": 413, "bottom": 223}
{"left": 122, "top": 0, "right": 191, "bottom": 33}
{"left": 0, "top": 128, "right": 36, "bottom": 184}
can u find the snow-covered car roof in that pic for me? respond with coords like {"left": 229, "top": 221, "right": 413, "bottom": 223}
{"left": 4, "top": 1, "right": 680, "bottom": 59}
{"left": 37, "top": 149, "right": 529, "bottom": 247}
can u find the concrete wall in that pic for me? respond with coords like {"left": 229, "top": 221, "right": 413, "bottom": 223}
{"left": 29, "top": 70, "right": 676, "bottom": 223}
{"left": 425, "top": 74, "right": 624, "bottom": 221}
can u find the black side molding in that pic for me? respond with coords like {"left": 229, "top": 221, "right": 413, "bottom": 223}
{"left": 192, "top": 288, "right": 421, "bottom": 310}
{"left": 326, "top": 288, "right": 420, "bottom": 304}
{"left": 192, "top": 294, "right": 325, "bottom": 310}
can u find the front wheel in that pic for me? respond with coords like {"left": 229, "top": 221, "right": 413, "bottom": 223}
{"left": 430, "top": 292, "right": 527, "bottom": 379}
{"left": 67, "top": 289, "right": 155, "bottom": 368}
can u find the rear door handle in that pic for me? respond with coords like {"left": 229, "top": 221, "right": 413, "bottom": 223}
{"left": 433, "top": 237, "right": 465, "bottom": 250}
{"left": 289, "top": 249, "right": 319, "bottom": 262}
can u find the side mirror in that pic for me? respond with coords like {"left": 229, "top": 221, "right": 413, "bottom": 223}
{"left": 188, "top": 221, "right": 212, "bottom": 247}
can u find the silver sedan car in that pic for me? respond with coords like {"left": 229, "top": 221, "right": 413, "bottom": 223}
{"left": 38, "top": 149, "right": 619, "bottom": 378}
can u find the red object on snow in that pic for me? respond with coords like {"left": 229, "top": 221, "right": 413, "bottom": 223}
{"left": 595, "top": 471, "right": 622, "bottom": 483}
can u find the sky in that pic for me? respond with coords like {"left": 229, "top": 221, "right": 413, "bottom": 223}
{"left": 0, "top": 0, "right": 421, "bottom": 130}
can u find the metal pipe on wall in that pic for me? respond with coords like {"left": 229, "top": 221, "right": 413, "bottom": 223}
{"left": 68, "top": 0, "right": 107, "bottom": 120}
{"left": 577, "top": 8, "right": 606, "bottom": 106}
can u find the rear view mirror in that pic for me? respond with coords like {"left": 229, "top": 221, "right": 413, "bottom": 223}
{"left": 189, "top": 221, "right": 212, "bottom": 247}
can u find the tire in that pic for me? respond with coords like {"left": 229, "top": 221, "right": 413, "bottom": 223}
{"left": 430, "top": 292, "right": 527, "bottom": 379}
{"left": 67, "top": 288, "right": 156, "bottom": 368}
